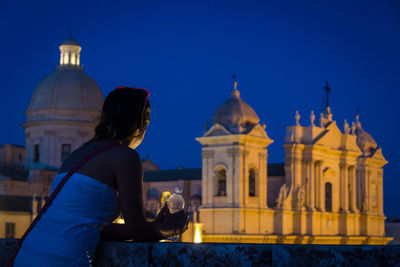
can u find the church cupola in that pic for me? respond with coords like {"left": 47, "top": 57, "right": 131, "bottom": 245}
{"left": 211, "top": 75, "right": 260, "bottom": 134}
{"left": 59, "top": 36, "right": 82, "bottom": 68}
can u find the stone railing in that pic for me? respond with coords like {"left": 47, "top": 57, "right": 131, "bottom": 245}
{"left": 1, "top": 239, "right": 400, "bottom": 266}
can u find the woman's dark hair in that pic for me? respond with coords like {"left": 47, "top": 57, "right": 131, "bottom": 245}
{"left": 92, "top": 87, "right": 150, "bottom": 145}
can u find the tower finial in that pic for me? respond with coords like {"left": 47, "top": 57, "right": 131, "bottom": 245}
{"left": 295, "top": 110, "right": 301, "bottom": 126}
{"left": 322, "top": 81, "right": 333, "bottom": 122}
{"left": 324, "top": 81, "right": 331, "bottom": 108}
{"left": 230, "top": 74, "right": 240, "bottom": 98}
{"left": 310, "top": 110, "right": 315, "bottom": 126}
{"left": 355, "top": 107, "right": 361, "bottom": 127}
{"left": 232, "top": 74, "right": 237, "bottom": 91}
{"left": 356, "top": 108, "right": 360, "bottom": 121}
{"left": 344, "top": 119, "right": 350, "bottom": 134}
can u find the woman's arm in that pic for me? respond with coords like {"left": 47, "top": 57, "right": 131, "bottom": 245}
{"left": 100, "top": 147, "right": 186, "bottom": 242}
{"left": 100, "top": 222, "right": 162, "bottom": 242}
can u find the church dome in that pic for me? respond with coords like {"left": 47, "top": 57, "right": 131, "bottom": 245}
{"left": 354, "top": 115, "right": 377, "bottom": 156}
{"left": 28, "top": 68, "right": 103, "bottom": 112}
{"left": 27, "top": 37, "right": 103, "bottom": 117}
{"left": 211, "top": 81, "right": 260, "bottom": 134}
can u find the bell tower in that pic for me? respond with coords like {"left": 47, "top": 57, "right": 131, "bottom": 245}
{"left": 196, "top": 78, "right": 273, "bottom": 235}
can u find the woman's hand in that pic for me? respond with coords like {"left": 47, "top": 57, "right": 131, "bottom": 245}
{"left": 153, "top": 204, "right": 189, "bottom": 239}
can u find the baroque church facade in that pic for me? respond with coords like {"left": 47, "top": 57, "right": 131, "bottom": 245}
{"left": 0, "top": 38, "right": 391, "bottom": 244}
{"left": 197, "top": 80, "right": 389, "bottom": 244}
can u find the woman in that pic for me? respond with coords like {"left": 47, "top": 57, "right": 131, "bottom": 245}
{"left": 14, "top": 87, "right": 188, "bottom": 266}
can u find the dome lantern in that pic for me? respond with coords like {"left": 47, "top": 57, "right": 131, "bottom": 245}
{"left": 59, "top": 35, "right": 82, "bottom": 68}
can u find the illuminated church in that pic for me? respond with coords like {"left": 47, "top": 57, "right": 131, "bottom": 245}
{"left": 0, "top": 38, "right": 392, "bottom": 244}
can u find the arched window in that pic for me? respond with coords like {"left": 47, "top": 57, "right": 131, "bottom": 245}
{"left": 216, "top": 168, "right": 226, "bottom": 196}
{"left": 325, "top": 182, "right": 332, "bottom": 212}
{"left": 33, "top": 144, "right": 40, "bottom": 163}
{"left": 249, "top": 168, "right": 256, "bottom": 197}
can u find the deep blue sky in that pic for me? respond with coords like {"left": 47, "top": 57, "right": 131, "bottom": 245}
{"left": 1, "top": 0, "right": 399, "bottom": 216}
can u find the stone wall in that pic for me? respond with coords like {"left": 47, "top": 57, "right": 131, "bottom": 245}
{"left": 1, "top": 239, "right": 400, "bottom": 266}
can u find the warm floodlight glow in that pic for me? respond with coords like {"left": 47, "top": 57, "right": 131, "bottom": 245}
{"left": 116, "top": 218, "right": 125, "bottom": 224}
{"left": 64, "top": 54, "right": 69, "bottom": 64}
{"left": 194, "top": 223, "right": 202, "bottom": 243}
{"left": 71, "top": 53, "right": 76, "bottom": 64}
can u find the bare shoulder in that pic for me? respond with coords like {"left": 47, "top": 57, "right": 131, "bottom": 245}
{"left": 110, "top": 145, "right": 141, "bottom": 167}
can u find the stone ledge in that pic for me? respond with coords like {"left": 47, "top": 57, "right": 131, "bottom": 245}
{"left": 1, "top": 239, "right": 400, "bottom": 266}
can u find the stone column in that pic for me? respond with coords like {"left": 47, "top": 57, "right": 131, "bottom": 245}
{"left": 349, "top": 166, "right": 357, "bottom": 213}
{"left": 239, "top": 149, "right": 247, "bottom": 207}
{"left": 293, "top": 156, "right": 302, "bottom": 188}
{"left": 308, "top": 159, "right": 315, "bottom": 211}
{"left": 259, "top": 151, "right": 268, "bottom": 208}
{"left": 343, "top": 164, "right": 349, "bottom": 212}
{"left": 227, "top": 147, "right": 237, "bottom": 206}
{"left": 202, "top": 150, "right": 214, "bottom": 206}
{"left": 378, "top": 171, "right": 383, "bottom": 216}
{"left": 318, "top": 162, "right": 324, "bottom": 211}
{"left": 364, "top": 169, "right": 370, "bottom": 214}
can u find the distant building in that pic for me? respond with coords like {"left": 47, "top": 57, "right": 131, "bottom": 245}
{"left": 0, "top": 144, "right": 25, "bottom": 167}
{"left": 0, "top": 39, "right": 392, "bottom": 244}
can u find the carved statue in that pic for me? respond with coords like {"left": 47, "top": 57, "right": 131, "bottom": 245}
{"left": 351, "top": 121, "right": 356, "bottom": 135}
{"left": 362, "top": 196, "right": 369, "bottom": 212}
{"left": 344, "top": 119, "right": 350, "bottom": 134}
{"left": 310, "top": 110, "right": 315, "bottom": 126}
{"left": 276, "top": 184, "right": 288, "bottom": 209}
{"left": 296, "top": 185, "right": 305, "bottom": 210}
{"left": 295, "top": 111, "right": 300, "bottom": 126}
{"left": 319, "top": 112, "right": 325, "bottom": 128}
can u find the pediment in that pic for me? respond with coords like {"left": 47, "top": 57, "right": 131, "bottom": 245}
{"left": 313, "top": 121, "right": 342, "bottom": 148}
{"left": 341, "top": 134, "right": 362, "bottom": 153}
{"left": 203, "top": 123, "right": 232, "bottom": 137}
{"left": 247, "top": 124, "right": 269, "bottom": 139}
{"left": 370, "top": 148, "right": 388, "bottom": 163}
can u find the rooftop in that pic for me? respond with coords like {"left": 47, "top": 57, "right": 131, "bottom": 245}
{"left": 143, "top": 163, "right": 285, "bottom": 182}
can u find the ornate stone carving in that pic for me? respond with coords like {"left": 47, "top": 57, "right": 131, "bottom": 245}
{"left": 276, "top": 184, "right": 289, "bottom": 209}
{"left": 295, "top": 111, "right": 300, "bottom": 126}
{"left": 294, "top": 185, "right": 306, "bottom": 211}
{"left": 319, "top": 112, "right": 326, "bottom": 127}
{"left": 351, "top": 121, "right": 356, "bottom": 135}
{"left": 362, "top": 196, "right": 369, "bottom": 212}
{"left": 310, "top": 110, "right": 315, "bottom": 126}
{"left": 344, "top": 119, "right": 350, "bottom": 134}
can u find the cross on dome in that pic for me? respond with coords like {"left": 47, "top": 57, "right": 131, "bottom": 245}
{"left": 211, "top": 76, "right": 260, "bottom": 134}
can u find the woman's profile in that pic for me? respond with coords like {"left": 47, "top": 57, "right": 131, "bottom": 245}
{"left": 12, "top": 87, "right": 188, "bottom": 266}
